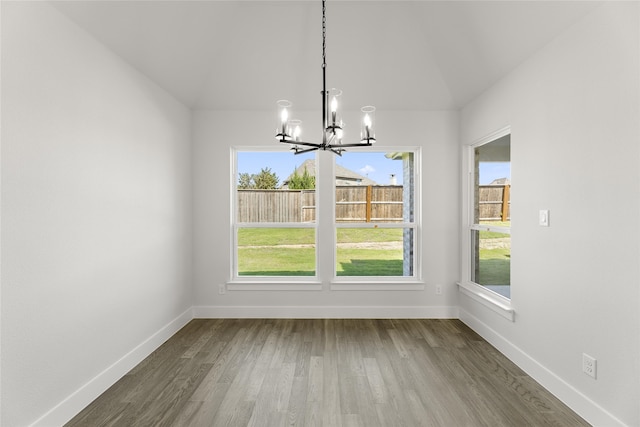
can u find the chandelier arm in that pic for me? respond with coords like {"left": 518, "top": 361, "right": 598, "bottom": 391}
{"left": 327, "top": 142, "right": 374, "bottom": 149}
{"left": 284, "top": 140, "right": 323, "bottom": 148}
{"left": 293, "top": 146, "right": 320, "bottom": 155}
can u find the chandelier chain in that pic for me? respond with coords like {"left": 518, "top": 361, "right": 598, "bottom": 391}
{"left": 322, "top": 0, "right": 326, "bottom": 67}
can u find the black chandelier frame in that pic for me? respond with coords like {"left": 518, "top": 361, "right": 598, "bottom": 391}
{"left": 275, "top": 0, "right": 376, "bottom": 156}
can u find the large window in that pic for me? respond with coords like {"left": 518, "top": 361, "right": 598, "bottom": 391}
{"left": 232, "top": 147, "right": 421, "bottom": 285}
{"left": 469, "top": 133, "right": 511, "bottom": 298}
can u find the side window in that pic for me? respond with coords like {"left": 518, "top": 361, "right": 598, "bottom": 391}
{"left": 233, "top": 150, "right": 317, "bottom": 278}
{"left": 334, "top": 150, "right": 419, "bottom": 278}
{"left": 470, "top": 135, "right": 511, "bottom": 297}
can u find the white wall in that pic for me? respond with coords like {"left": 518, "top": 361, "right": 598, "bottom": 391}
{"left": 1, "top": 3, "right": 193, "bottom": 426}
{"left": 192, "top": 109, "right": 460, "bottom": 317}
{"left": 460, "top": 3, "right": 639, "bottom": 426}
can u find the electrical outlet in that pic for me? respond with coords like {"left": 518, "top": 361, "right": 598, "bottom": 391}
{"left": 582, "top": 353, "right": 597, "bottom": 379}
{"left": 435, "top": 284, "right": 442, "bottom": 295}
{"left": 219, "top": 284, "right": 226, "bottom": 295}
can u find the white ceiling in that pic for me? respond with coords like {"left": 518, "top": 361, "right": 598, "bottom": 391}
{"left": 50, "top": 1, "right": 601, "bottom": 111}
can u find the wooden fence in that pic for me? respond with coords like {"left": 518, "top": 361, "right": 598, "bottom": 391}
{"left": 336, "top": 186, "right": 403, "bottom": 222}
{"left": 237, "top": 185, "right": 403, "bottom": 223}
{"left": 478, "top": 184, "right": 510, "bottom": 221}
{"left": 238, "top": 184, "right": 510, "bottom": 223}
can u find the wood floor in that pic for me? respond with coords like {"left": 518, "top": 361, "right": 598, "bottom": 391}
{"left": 66, "top": 319, "right": 590, "bottom": 427}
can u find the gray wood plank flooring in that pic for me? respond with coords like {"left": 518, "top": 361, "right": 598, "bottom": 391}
{"left": 66, "top": 319, "right": 590, "bottom": 426}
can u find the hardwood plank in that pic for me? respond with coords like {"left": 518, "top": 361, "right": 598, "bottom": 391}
{"left": 307, "top": 356, "right": 324, "bottom": 403}
{"left": 353, "top": 373, "right": 381, "bottom": 427}
{"left": 337, "top": 369, "right": 359, "bottom": 416}
{"left": 247, "top": 368, "right": 283, "bottom": 427}
{"left": 246, "top": 327, "right": 280, "bottom": 401}
{"left": 322, "top": 351, "right": 342, "bottom": 427}
{"left": 286, "top": 375, "right": 308, "bottom": 427}
{"left": 363, "top": 358, "right": 388, "bottom": 404}
{"left": 341, "top": 413, "right": 364, "bottom": 427}
{"left": 275, "top": 362, "right": 296, "bottom": 413}
{"left": 294, "top": 341, "right": 312, "bottom": 377}
{"left": 304, "top": 400, "right": 322, "bottom": 427}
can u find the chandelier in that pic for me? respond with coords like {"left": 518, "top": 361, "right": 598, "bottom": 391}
{"left": 275, "top": 0, "right": 376, "bottom": 156}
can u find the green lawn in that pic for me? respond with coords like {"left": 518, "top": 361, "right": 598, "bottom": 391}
{"left": 337, "top": 228, "right": 403, "bottom": 243}
{"left": 239, "top": 246, "right": 316, "bottom": 276}
{"left": 336, "top": 248, "right": 403, "bottom": 276}
{"left": 477, "top": 248, "right": 510, "bottom": 285}
{"left": 237, "top": 227, "right": 404, "bottom": 276}
{"left": 237, "top": 228, "right": 314, "bottom": 246}
{"left": 477, "top": 221, "right": 510, "bottom": 286}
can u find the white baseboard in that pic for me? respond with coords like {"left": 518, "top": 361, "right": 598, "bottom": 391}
{"left": 193, "top": 305, "right": 458, "bottom": 319}
{"left": 458, "top": 308, "right": 627, "bottom": 427}
{"left": 30, "top": 307, "right": 194, "bottom": 427}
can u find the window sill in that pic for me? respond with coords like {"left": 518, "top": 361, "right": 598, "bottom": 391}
{"left": 225, "top": 280, "right": 425, "bottom": 292}
{"left": 331, "top": 281, "right": 425, "bottom": 291}
{"left": 226, "top": 281, "right": 322, "bottom": 291}
{"left": 457, "top": 281, "right": 515, "bottom": 321}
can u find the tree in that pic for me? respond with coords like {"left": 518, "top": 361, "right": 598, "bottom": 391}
{"left": 252, "top": 167, "right": 279, "bottom": 189}
{"left": 288, "top": 167, "right": 316, "bottom": 189}
{"left": 238, "top": 172, "right": 254, "bottom": 189}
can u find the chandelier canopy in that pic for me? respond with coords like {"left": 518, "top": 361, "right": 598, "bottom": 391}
{"left": 275, "top": 0, "right": 376, "bottom": 156}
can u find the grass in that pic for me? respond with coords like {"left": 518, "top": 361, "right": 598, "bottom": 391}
{"left": 237, "top": 227, "right": 404, "bottom": 276}
{"left": 337, "top": 248, "right": 403, "bottom": 276}
{"left": 477, "top": 221, "right": 511, "bottom": 286}
{"left": 237, "top": 227, "right": 403, "bottom": 245}
{"left": 337, "top": 228, "right": 403, "bottom": 243}
{"left": 237, "top": 228, "right": 314, "bottom": 246}
{"left": 238, "top": 247, "right": 316, "bottom": 276}
{"left": 477, "top": 248, "right": 510, "bottom": 285}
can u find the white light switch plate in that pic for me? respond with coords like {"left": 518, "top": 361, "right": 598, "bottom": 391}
{"left": 539, "top": 210, "right": 549, "bottom": 226}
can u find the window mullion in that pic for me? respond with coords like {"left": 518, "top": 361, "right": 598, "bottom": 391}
{"left": 317, "top": 151, "right": 335, "bottom": 281}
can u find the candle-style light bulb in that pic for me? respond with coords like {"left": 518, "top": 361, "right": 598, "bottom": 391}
{"left": 281, "top": 108, "right": 289, "bottom": 135}
{"left": 363, "top": 114, "right": 371, "bottom": 139}
{"left": 293, "top": 125, "right": 301, "bottom": 142}
{"left": 330, "top": 96, "right": 338, "bottom": 125}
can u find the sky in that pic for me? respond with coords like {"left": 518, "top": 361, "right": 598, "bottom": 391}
{"left": 237, "top": 151, "right": 404, "bottom": 186}
{"left": 479, "top": 162, "right": 511, "bottom": 185}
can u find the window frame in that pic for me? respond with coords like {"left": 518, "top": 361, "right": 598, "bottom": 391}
{"left": 229, "top": 145, "right": 424, "bottom": 291}
{"left": 458, "top": 127, "right": 515, "bottom": 320}
{"left": 229, "top": 146, "right": 321, "bottom": 287}
{"left": 330, "top": 147, "right": 423, "bottom": 288}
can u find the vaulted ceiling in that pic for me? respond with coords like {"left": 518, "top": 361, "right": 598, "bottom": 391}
{"left": 50, "top": 1, "right": 601, "bottom": 111}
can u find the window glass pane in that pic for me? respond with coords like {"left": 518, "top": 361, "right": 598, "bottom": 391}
{"left": 237, "top": 151, "right": 316, "bottom": 223}
{"left": 335, "top": 152, "right": 411, "bottom": 224}
{"left": 472, "top": 135, "right": 511, "bottom": 297}
{"left": 472, "top": 229, "right": 511, "bottom": 298}
{"left": 474, "top": 136, "right": 510, "bottom": 223}
{"left": 336, "top": 228, "right": 413, "bottom": 277}
{"left": 237, "top": 228, "right": 315, "bottom": 276}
